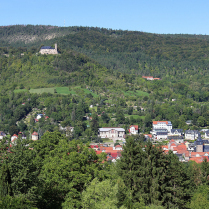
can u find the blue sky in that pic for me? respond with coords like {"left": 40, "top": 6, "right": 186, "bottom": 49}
{"left": 1, "top": 0, "right": 209, "bottom": 34}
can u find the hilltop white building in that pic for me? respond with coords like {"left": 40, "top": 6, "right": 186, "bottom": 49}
{"left": 39, "top": 43, "right": 58, "bottom": 55}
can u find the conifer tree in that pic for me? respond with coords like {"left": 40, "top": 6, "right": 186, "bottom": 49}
{"left": 0, "top": 163, "right": 13, "bottom": 197}
{"left": 117, "top": 137, "right": 190, "bottom": 208}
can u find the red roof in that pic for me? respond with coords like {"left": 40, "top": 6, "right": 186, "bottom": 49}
{"left": 154, "top": 78, "right": 160, "bottom": 80}
{"left": 12, "top": 134, "right": 18, "bottom": 137}
{"left": 153, "top": 121, "right": 168, "bottom": 125}
{"left": 130, "top": 125, "right": 138, "bottom": 130}
{"left": 142, "top": 76, "right": 153, "bottom": 78}
{"left": 95, "top": 151, "right": 102, "bottom": 155}
{"left": 32, "top": 132, "right": 38, "bottom": 136}
{"left": 162, "top": 145, "right": 168, "bottom": 149}
{"left": 144, "top": 134, "right": 152, "bottom": 138}
{"left": 189, "top": 156, "right": 209, "bottom": 164}
{"left": 191, "top": 152, "right": 209, "bottom": 157}
{"left": 90, "top": 145, "right": 98, "bottom": 148}
{"left": 115, "top": 145, "right": 122, "bottom": 148}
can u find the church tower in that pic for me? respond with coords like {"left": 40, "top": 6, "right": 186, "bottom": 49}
{"left": 196, "top": 133, "right": 203, "bottom": 152}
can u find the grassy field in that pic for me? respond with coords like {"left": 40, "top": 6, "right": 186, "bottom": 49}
{"left": 123, "top": 90, "right": 149, "bottom": 97}
{"left": 29, "top": 88, "right": 55, "bottom": 94}
{"left": 56, "top": 87, "right": 76, "bottom": 95}
{"left": 14, "top": 86, "right": 98, "bottom": 97}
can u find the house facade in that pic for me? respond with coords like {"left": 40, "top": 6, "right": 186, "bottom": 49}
{"left": 32, "top": 132, "right": 38, "bottom": 141}
{"left": 169, "top": 129, "right": 183, "bottom": 136}
{"left": 152, "top": 121, "right": 172, "bottom": 133}
{"left": 185, "top": 130, "right": 199, "bottom": 140}
{"left": 129, "top": 125, "right": 138, "bottom": 135}
{"left": 98, "top": 127, "right": 125, "bottom": 141}
{"left": 0, "top": 131, "right": 6, "bottom": 140}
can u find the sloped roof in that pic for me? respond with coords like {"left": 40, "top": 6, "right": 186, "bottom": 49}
{"left": 189, "top": 156, "right": 209, "bottom": 163}
{"left": 99, "top": 127, "right": 125, "bottom": 132}
{"left": 32, "top": 132, "right": 38, "bottom": 136}
{"left": 171, "top": 129, "right": 183, "bottom": 133}
{"left": 130, "top": 125, "right": 138, "bottom": 130}
{"left": 0, "top": 131, "right": 6, "bottom": 136}
{"left": 153, "top": 121, "right": 170, "bottom": 125}
{"left": 40, "top": 46, "right": 54, "bottom": 49}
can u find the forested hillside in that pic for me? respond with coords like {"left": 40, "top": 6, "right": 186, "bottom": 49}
{"left": 1, "top": 25, "right": 209, "bottom": 208}
{"left": 2, "top": 25, "right": 209, "bottom": 82}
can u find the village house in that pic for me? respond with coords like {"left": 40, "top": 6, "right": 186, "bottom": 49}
{"left": 151, "top": 121, "right": 172, "bottom": 140}
{"left": 169, "top": 129, "right": 183, "bottom": 136}
{"left": 0, "top": 131, "right": 6, "bottom": 140}
{"left": 142, "top": 76, "right": 154, "bottom": 80}
{"left": 142, "top": 76, "right": 161, "bottom": 81}
{"left": 129, "top": 125, "right": 138, "bottom": 135}
{"left": 155, "top": 131, "right": 168, "bottom": 140}
{"left": 152, "top": 121, "right": 172, "bottom": 134}
{"left": 185, "top": 130, "right": 199, "bottom": 140}
{"left": 11, "top": 134, "right": 18, "bottom": 144}
{"left": 98, "top": 127, "right": 125, "bottom": 141}
{"left": 31, "top": 132, "right": 38, "bottom": 141}
{"left": 39, "top": 43, "right": 58, "bottom": 55}
{"left": 205, "top": 130, "right": 209, "bottom": 139}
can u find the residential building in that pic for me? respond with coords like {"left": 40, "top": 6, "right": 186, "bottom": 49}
{"left": 129, "top": 125, "right": 138, "bottom": 135}
{"left": 185, "top": 130, "right": 199, "bottom": 140}
{"left": 205, "top": 130, "right": 209, "bottom": 139}
{"left": 32, "top": 132, "right": 38, "bottom": 141}
{"left": 169, "top": 129, "right": 183, "bottom": 136}
{"left": 0, "top": 131, "right": 6, "bottom": 140}
{"left": 152, "top": 121, "right": 172, "bottom": 133}
{"left": 98, "top": 127, "right": 125, "bottom": 141}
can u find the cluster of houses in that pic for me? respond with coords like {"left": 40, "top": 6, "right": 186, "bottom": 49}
{"left": 90, "top": 144, "right": 123, "bottom": 163}
{"left": 96, "top": 120, "right": 209, "bottom": 163}
{"left": 162, "top": 133, "right": 209, "bottom": 163}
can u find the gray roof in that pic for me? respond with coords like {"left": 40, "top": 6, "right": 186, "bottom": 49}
{"left": 156, "top": 132, "right": 168, "bottom": 135}
{"left": 185, "top": 130, "right": 199, "bottom": 134}
{"left": 99, "top": 128, "right": 125, "bottom": 132}
{"left": 153, "top": 129, "right": 168, "bottom": 132}
{"left": 40, "top": 46, "right": 54, "bottom": 49}
{"left": 171, "top": 129, "right": 183, "bottom": 133}
{"left": 196, "top": 133, "right": 203, "bottom": 145}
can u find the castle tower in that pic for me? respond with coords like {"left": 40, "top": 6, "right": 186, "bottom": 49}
{"left": 55, "top": 43, "right": 57, "bottom": 52}
{"left": 196, "top": 133, "right": 203, "bottom": 152}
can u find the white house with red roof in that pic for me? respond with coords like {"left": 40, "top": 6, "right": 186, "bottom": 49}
{"left": 142, "top": 76, "right": 154, "bottom": 80}
{"left": 31, "top": 132, "right": 38, "bottom": 141}
{"left": 11, "top": 134, "right": 18, "bottom": 145}
{"left": 151, "top": 121, "right": 172, "bottom": 140}
{"left": 129, "top": 125, "right": 138, "bottom": 135}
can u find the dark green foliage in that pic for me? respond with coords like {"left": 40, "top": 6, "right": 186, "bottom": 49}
{"left": 117, "top": 137, "right": 190, "bottom": 208}
{"left": 0, "top": 195, "right": 37, "bottom": 209}
{"left": 0, "top": 163, "right": 13, "bottom": 197}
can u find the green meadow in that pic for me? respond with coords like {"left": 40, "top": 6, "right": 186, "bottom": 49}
{"left": 14, "top": 86, "right": 98, "bottom": 97}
